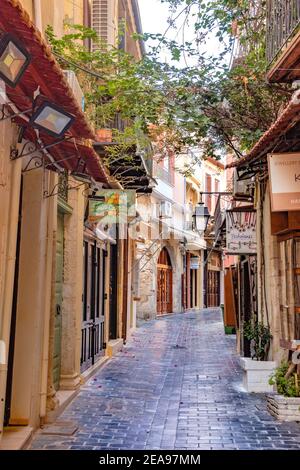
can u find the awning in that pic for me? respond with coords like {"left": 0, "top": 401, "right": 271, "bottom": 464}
{"left": 94, "top": 141, "right": 154, "bottom": 193}
{"left": 226, "top": 90, "right": 300, "bottom": 170}
{"left": 0, "top": 0, "right": 108, "bottom": 183}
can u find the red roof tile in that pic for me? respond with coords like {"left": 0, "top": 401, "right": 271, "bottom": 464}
{"left": 0, "top": 0, "right": 109, "bottom": 182}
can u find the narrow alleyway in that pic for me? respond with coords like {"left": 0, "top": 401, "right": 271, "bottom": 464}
{"left": 29, "top": 309, "right": 300, "bottom": 450}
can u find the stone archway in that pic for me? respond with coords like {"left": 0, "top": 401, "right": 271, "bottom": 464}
{"left": 157, "top": 247, "right": 173, "bottom": 315}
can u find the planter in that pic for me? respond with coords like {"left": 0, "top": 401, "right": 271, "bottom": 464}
{"left": 95, "top": 128, "right": 113, "bottom": 143}
{"left": 240, "top": 357, "right": 276, "bottom": 393}
{"left": 267, "top": 394, "right": 300, "bottom": 422}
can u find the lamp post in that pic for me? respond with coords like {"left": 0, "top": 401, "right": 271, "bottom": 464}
{"left": 0, "top": 33, "right": 31, "bottom": 88}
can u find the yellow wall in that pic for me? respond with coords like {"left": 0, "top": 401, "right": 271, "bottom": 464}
{"left": 19, "top": 0, "right": 84, "bottom": 36}
{"left": 20, "top": 0, "right": 33, "bottom": 18}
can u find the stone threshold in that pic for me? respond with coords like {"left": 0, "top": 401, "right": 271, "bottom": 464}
{"left": 45, "top": 389, "right": 80, "bottom": 425}
{"left": 23, "top": 356, "right": 110, "bottom": 448}
{"left": 0, "top": 425, "right": 33, "bottom": 450}
{"left": 45, "top": 357, "right": 110, "bottom": 424}
{"left": 81, "top": 355, "right": 110, "bottom": 382}
{"left": 106, "top": 338, "right": 124, "bottom": 357}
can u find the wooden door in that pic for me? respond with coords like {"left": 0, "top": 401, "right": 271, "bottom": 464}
{"left": 109, "top": 242, "right": 118, "bottom": 340}
{"left": 157, "top": 248, "right": 173, "bottom": 315}
{"left": 53, "top": 212, "right": 64, "bottom": 390}
{"left": 224, "top": 267, "right": 237, "bottom": 328}
{"left": 207, "top": 270, "right": 220, "bottom": 307}
{"left": 81, "top": 239, "right": 106, "bottom": 372}
{"left": 240, "top": 259, "right": 251, "bottom": 357}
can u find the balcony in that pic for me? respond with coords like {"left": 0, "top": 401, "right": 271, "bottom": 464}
{"left": 267, "top": 0, "right": 300, "bottom": 82}
{"left": 152, "top": 161, "right": 175, "bottom": 186}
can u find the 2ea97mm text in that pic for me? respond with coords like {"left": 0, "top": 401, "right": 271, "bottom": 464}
{"left": 143, "top": 454, "right": 200, "bottom": 465}
{"left": 99, "top": 454, "right": 201, "bottom": 467}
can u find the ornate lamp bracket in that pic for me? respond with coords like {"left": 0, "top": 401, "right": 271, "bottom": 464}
{"left": 43, "top": 173, "right": 87, "bottom": 199}
{"left": 22, "top": 154, "right": 45, "bottom": 173}
{"left": 10, "top": 134, "right": 73, "bottom": 161}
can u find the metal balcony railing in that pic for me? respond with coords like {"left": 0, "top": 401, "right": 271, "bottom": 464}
{"left": 185, "top": 220, "right": 194, "bottom": 231}
{"left": 267, "top": 0, "right": 300, "bottom": 65}
{"left": 152, "top": 161, "right": 175, "bottom": 186}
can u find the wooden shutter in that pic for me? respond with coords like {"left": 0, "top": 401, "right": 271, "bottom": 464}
{"left": 92, "top": 0, "right": 109, "bottom": 49}
{"left": 205, "top": 173, "right": 212, "bottom": 212}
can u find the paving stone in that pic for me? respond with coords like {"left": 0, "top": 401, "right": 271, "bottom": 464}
{"left": 29, "top": 309, "right": 300, "bottom": 450}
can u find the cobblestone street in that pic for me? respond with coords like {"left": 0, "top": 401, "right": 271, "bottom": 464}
{"left": 29, "top": 309, "right": 300, "bottom": 450}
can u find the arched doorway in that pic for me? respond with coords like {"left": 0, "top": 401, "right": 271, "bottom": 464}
{"left": 157, "top": 248, "right": 173, "bottom": 315}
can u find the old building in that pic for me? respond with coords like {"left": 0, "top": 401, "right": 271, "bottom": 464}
{"left": 201, "top": 158, "right": 225, "bottom": 309}
{"left": 225, "top": 1, "right": 300, "bottom": 363}
{"left": 135, "top": 147, "right": 209, "bottom": 321}
{"left": 0, "top": 0, "right": 148, "bottom": 448}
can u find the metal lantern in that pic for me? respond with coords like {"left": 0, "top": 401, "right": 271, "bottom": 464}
{"left": 193, "top": 202, "right": 210, "bottom": 232}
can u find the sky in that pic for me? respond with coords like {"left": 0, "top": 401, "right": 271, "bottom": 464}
{"left": 138, "top": 0, "right": 226, "bottom": 67}
{"left": 138, "top": 0, "right": 170, "bottom": 37}
{"left": 138, "top": 0, "right": 183, "bottom": 64}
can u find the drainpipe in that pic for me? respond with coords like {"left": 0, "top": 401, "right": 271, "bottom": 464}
{"left": 39, "top": 173, "right": 56, "bottom": 424}
{"left": 33, "top": 0, "right": 43, "bottom": 32}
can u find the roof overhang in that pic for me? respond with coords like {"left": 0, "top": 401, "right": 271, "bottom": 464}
{"left": 0, "top": 0, "right": 109, "bottom": 183}
{"left": 93, "top": 141, "right": 153, "bottom": 193}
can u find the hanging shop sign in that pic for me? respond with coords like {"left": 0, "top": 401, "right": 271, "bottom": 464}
{"left": 268, "top": 153, "right": 300, "bottom": 212}
{"left": 226, "top": 210, "right": 257, "bottom": 254}
{"left": 190, "top": 257, "right": 200, "bottom": 270}
{"left": 88, "top": 189, "right": 136, "bottom": 225}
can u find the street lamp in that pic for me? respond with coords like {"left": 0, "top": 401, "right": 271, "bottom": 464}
{"left": 30, "top": 100, "right": 75, "bottom": 138}
{"left": 193, "top": 202, "right": 210, "bottom": 232}
{"left": 0, "top": 33, "right": 31, "bottom": 88}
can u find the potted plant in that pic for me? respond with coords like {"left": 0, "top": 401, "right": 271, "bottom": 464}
{"left": 239, "top": 320, "right": 276, "bottom": 393}
{"left": 267, "top": 361, "right": 300, "bottom": 421}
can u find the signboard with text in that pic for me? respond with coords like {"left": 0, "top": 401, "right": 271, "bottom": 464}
{"left": 226, "top": 210, "right": 257, "bottom": 254}
{"left": 268, "top": 153, "right": 300, "bottom": 212}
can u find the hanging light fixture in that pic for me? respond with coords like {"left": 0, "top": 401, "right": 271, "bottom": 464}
{"left": 193, "top": 202, "right": 210, "bottom": 232}
{"left": 71, "top": 171, "right": 92, "bottom": 184}
{"left": 30, "top": 100, "right": 75, "bottom": 138}
{"left": 0, "top": 33, "right": 31, "bottom": 88}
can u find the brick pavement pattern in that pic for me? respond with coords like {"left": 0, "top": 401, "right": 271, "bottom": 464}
{"left": 29, "top": 309, "right": 300, "bottom": 450}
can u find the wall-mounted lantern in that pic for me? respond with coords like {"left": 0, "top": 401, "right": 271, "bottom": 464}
{"left": 193, "top": 202, "right": 210, "bottom": 232}
{"left": 30, "top": 100, "right": 75, "bottom": 138}
{"left": 0, "top": 33, "right": 31, "bottom": 88}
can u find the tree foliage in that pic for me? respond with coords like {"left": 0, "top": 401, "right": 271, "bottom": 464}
{"left": 154, "top": 0, "right": 291, "bottom": 157}
{"left": 47, "top": 0, "right": 291, "bottom": 177}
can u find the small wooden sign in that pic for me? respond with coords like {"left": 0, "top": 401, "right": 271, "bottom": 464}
{"left": 268, "top": 153, "right": 300, "bottom": 212}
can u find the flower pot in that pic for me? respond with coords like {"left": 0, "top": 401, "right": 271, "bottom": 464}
{"left": 240, "top": 357, "right": 276, "bottom": 393}
{"left": 267, "top": 394, "right": 300, "bottom": 421}
{"left": 95, "top": 128, "right": 113, "bottom": 143}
